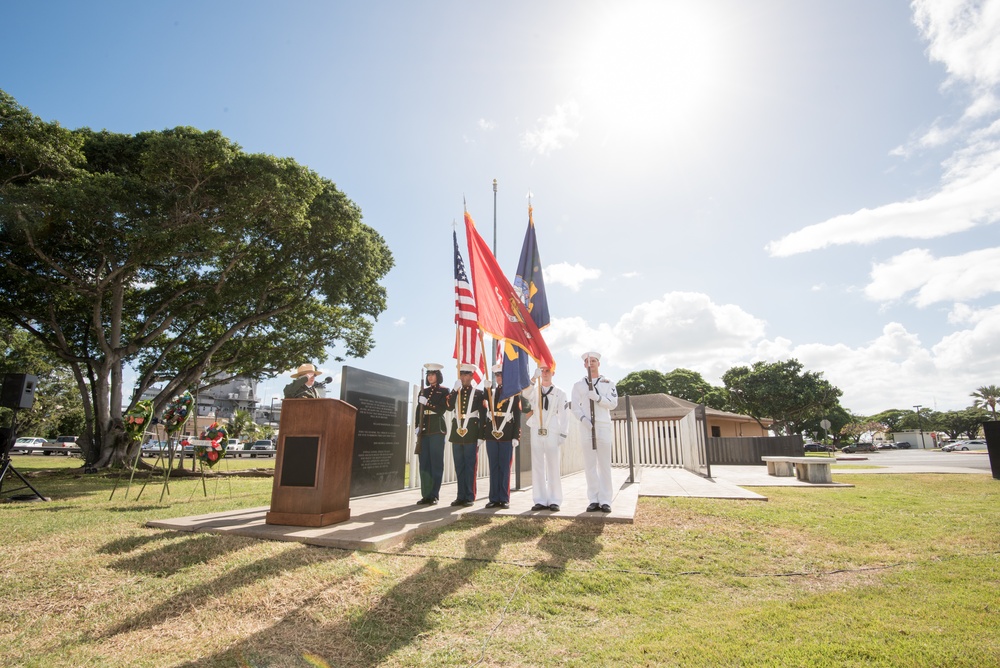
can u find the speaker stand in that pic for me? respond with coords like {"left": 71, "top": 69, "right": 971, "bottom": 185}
{"left": 0, "top": 456, "right": 48, "bottom": 502}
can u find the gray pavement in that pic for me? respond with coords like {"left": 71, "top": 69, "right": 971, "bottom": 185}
{"left": 147, "top": 450, "right": 994, "bottom": 551}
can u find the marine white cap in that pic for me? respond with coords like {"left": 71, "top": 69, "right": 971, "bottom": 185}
{"left": 492, "top": 363, "right": 503, "bottom": 373}
{"left": 459, "top": 363, "right": 478, "bottom": 373}
{"left": 424, "top": 362, "right": 444, "bottom": 371}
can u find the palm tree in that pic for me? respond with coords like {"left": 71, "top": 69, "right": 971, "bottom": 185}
{"left": 970, "top": 385, "right": 1000, "bottom": 419}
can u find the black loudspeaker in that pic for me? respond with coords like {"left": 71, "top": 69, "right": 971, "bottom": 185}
{"left": 983, "top": 421, "right": 1000, "bottom": 481}
{"left": 0, "top": 374, "right": 38, "bottom": 410}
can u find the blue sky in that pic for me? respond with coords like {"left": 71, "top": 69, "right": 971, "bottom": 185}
{"left": 5, "top": 0, "right": 999, "bottom": 414}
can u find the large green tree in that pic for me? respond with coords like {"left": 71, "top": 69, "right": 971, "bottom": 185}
{"left": 932, "top": 407, "right": 990, "bottom": 440}
{"left": 722, "top": 358, "right": 843, "bottom": 436}
{"left": 616, "top": 369, "right": 670, "bottom": 396}
{"left": 0, "top": 90, "right": 393, "bottom": 467}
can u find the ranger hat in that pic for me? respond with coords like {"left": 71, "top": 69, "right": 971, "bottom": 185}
{"left": 291, "top": 363, "right": 323, "bottom": 378}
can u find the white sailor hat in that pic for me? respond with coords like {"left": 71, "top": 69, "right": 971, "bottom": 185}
{"left": 459, "top": 363, "right": 478, "bottom": 373}
{"left": 581, "top": 351, "right": 602, "bottom": 361}
{"left": 492, "top": 363, "right": 502, "bottom": 373}
{"left": 424, "top": 363, "right": 444, "bottom": 371}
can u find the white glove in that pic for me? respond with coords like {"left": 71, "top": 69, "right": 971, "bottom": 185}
{"left": 581, "top": 416, "right": 593, "bottom": 429}
{"left": 414, "top": 429, "right": 420, "bottom": 438}
{"left": 587, "top": 389, "right": 600, "bottom": 402}
{"left": 512, "top": 439, "right": 519, "bottom": 448}
{"left": 418, "top": 395, "right": 428, "bottom": 405}
{"left": 453, "top": 381, "right": 462, "bottom": 391}
{"left": 559, "top": 433, "right": 567, "bottom": 445}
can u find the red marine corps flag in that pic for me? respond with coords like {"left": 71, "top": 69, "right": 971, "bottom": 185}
{"left": 453, "top": 229, "right": 486, "bottom": 383}
{"left": 463, "top": 211, "right": 555, "bottom": 372}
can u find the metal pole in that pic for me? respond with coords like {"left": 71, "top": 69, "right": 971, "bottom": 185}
{"left": 625, "top": 395, "right": 635, "bottom": 483}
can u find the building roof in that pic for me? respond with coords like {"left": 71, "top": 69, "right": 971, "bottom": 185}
{"left": 609, "top": 393, "right": 771, "bottom": 425}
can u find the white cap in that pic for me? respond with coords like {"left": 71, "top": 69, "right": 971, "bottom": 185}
{"left": 581, "top": 351, "right": 601, "bottom": 362}
{"left": 424, "top": 363, "right": 444, "bottom": 371}
{"left": 492, "top": 363, "right": 503, "bottom": 373}
{"left": 459, "top": 363, "right": 478, "bottom": 373}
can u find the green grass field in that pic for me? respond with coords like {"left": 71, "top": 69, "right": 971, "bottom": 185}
{"left": 2, "top": 456, "right": 998, "bottom": 667}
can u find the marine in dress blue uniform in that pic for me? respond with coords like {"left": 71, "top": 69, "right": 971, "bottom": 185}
{"left": 415, "top": 363, "right": 449, "bottom": 505}
{"left": 484, "top": 366, "right": 522, "bottom": 509}
{"left": 445, "top": 363, "right": 487, "bottom": 507}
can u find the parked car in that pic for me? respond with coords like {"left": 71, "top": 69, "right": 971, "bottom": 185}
{"left": 944, "top": 439, "right": 986, "bottom": 452}
{"left": 12, "top": 436, "right": 48, "bottom": 453}
{"left": 876, "top": 442, "right": 896, "bottom": 450}
{"left": 841, "top": 442, "right": 877, "bottom": 453}
{"left": 249, "top": 439, "right": 274, "bottom": 458}
{"left": 804, "top": 443, "right": 834, "bottom": 452}
{"left": 54, "top": 435, "right": 79, "bottom": 447}
{"left": 895, "top": 441, "right": 911, "bottom": 449}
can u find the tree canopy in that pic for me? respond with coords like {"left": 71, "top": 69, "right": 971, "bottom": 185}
{"left": 722, "top": 359, "right": 842, "bottom": 436}
{"left": 0, "top": 90, "right": 393, "bottom": 466}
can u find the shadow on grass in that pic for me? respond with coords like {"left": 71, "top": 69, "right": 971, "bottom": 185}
{"left": 95, "top": 539, "right": 352, "bottom": 640}
{"left": 97, "top": 530, "right": 177, "bottom": 555}
{"left": 175, "top": 518, "right": 552, "bottom": 667}
{"left": 535, "top": 518, "right": 605, "bottom": 576}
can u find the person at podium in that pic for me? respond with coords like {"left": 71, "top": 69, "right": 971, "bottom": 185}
{"left": 284, "top": 363, "right": 327, "bottom": 399}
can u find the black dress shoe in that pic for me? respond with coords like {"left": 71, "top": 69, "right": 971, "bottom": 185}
{"left": 428, "top": 498, "right": 438, "bottom": 505}
{"left": 450, "top": 500, "right": 464, "bottom": 506}
{"left": 548, "top": 504, "right": 560, "bottom": 511}
{"left": 586, "top": 502, "right": 601, "bottom": 512}
{"left": 499, "top": 502, "right": 509, "bottom": 509}
{"left": 416, "top": 497, "right": 430, "bottom": 505}
{"left": 531, "top": 503, "right": 548, "bottom": 511}
{"left": 460, "top": 500, "right": 475, "bottom": 507}
{"left": 485, "top": 501, "right": 499, "bottom": 508}
{"left": 599, "top": 504, "right": 612, "bottom": 513}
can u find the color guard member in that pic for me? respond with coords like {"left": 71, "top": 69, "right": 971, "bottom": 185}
{"left": 571, "top": 351, "right": 618, "bottom": 513}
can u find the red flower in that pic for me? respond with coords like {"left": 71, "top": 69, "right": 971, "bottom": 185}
{"left": 207, "top": 451, "right": 219, "bottom": 462}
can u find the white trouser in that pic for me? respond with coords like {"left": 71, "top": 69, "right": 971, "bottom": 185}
{"left": 580, "top": 422, "right": 613, "bottom": 505}
{"left": 531, "top": 431, "right": 563, "bottom": 506}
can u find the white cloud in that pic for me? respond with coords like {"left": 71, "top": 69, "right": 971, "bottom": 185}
{"left": 766, "top": 0, "right": 1000, "bottom": 257}
{"left": 544, "top": 262, "right": 601, "bottom": 291}
{"left": 751, "top": 307, "right": 1000, "bottom": 414}
{"left": 865, "top": 246, "right": 1000, "bottom": 306}
{"left": 393, "top": 317, "right": 406, "bottom": 326}
{"left": 478, "top": 118, "right": 496, "bottom": 131}
{"left": 545, "top": 291, "right": 766, "bottom": 380}
{"left": 543, "top": 289, "right": 1000, "bottom": 414}
{"left": 520, "top": 101, "right": 581, "bottom": 155}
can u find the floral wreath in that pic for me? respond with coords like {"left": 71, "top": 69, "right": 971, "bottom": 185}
{"left": 195, "top": 422, "right": 228, "bottom": 467}
{"left": 124, "top": 400, "right": 153, "bottom": 443}
{"left": 161, "top": 391, "right": 193, "bottom": 435}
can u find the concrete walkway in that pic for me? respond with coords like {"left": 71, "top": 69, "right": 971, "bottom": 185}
{"left": 146, "top": 463, "right": 861, "bottom": 550}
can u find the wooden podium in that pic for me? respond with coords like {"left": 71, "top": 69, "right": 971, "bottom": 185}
{"left": 266, "top": 398, "right": 357, "bottom": 527}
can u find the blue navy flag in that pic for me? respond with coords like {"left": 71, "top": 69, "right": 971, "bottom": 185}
{"left": 499, "top": 205, "right": 550, "bottom": 400}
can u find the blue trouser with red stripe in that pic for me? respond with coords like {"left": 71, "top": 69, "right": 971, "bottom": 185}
{"left": 485, "top": 440, "right": 513, "bottom": 503}
{"left": 452, "top": 441, "right": 479, "bottom": 502}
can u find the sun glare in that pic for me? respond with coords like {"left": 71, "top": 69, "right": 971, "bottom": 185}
{"left": 566, "top": 3, "right": 740, "bottom": 148}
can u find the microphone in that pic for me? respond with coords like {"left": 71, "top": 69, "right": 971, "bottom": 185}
{"left": 316, "top": 376, "right": 334, "bottom": 387}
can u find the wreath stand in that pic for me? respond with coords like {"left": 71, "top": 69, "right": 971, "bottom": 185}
{"left": 187, "top": 439, "right": 233, "bottom": 500}
{"left": 109, "top": 401, "right": 156, "bottom": 502}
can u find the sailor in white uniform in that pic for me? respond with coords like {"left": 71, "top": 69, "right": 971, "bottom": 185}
{"left": 522, "top": 364, "right": 569, "bottom": 511}
{"left": 571, "top": 351, "right": 618, "bottom": 513}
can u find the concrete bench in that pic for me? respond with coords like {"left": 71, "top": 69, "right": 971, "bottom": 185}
{"left": 761, "top": 456, "right": 834, "bottom": 484}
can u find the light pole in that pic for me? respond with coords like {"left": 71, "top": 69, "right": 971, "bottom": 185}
{"left": 913, "top": 405, "right": 924, "bottom": 449}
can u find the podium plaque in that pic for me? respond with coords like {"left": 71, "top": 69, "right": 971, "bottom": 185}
{"left": 266, "top": 398, "right": 357, "bottom": 527}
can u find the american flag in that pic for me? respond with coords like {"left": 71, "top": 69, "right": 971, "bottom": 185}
{"left": 453, "top": 229, "right": 485, "bottom": 383}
